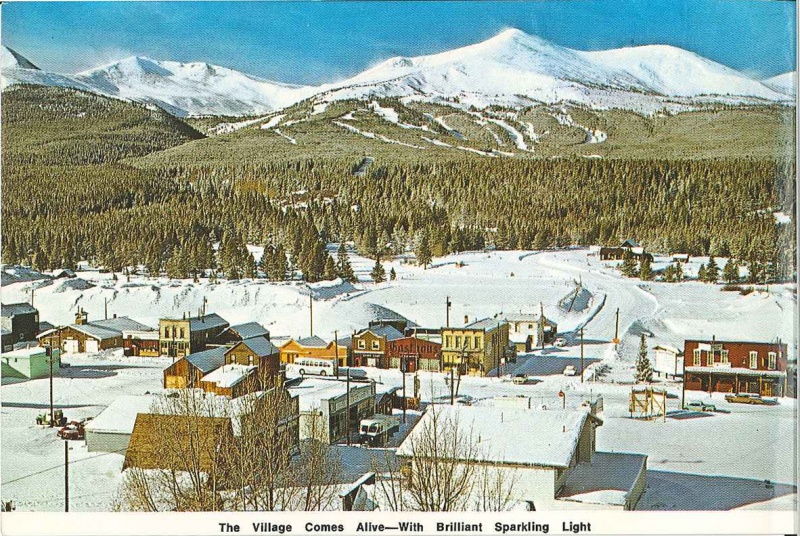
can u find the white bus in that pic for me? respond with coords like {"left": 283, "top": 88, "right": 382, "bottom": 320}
{"left": 288, "top": 358, "right": 337, "bottom": 377}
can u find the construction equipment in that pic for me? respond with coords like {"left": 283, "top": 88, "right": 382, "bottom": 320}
{"left": 57, "top": 418, "right": 91, "bottom": 440}
{"left": 36, "top": 409, "right": 66, "bottom": 426}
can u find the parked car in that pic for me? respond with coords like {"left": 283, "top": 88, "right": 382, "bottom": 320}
{"left": 686, "top": 400, "right": 717, "bottom": 412}
{"left": 513, "top": 374, "right": 527, "bottom": 385}
{"left": 725, "top": 393, "right": 779, "bottom": 405}
{"left": 57, "top": 419, "right": 90, "bottom": 440}
{"left": 553, "top": 337, "right": 567, "bottom": 347}
{"left": 563, "top": 365, "right": 577, "bottom": 376}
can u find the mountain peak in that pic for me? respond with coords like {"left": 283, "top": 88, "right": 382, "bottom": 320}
{"left": 1, "top": 46, "right": 40, "bottom": 70}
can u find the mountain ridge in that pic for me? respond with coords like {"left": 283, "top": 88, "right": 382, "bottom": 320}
{"left": 1, "top": 30, "right": 794, "bottom": 116}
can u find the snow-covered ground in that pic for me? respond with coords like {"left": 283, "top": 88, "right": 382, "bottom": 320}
{"left": 1, "top": 248, "right": 796, "bottom": 511}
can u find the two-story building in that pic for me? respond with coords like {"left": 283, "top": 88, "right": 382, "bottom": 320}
{"left": 500, "top": 313, "right": 558, "bottom": 353}
{"left": 1, "top": 303, "right": 39, "bottom": 350}
{"left": 159, "top": 313, "right": 229, "bottom": 358}
{"left": 683, "top": 339, "right": 789, "bottom": 396}
{"left": 37, "top": 310, "right": 153, "bottom": 354}
{"left": 441, "top": 318, "right": 510, "bottom": 376}
{"left": 351, "top": 325, "right": 404, "bottom": 368}
{"left": 222, "top": 337, "right": 281, "bottom": 391}
{"left": 385, "top": 335, "right": 442, "bottom": 372}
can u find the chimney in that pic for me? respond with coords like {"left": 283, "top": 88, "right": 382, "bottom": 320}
{"left": 464, "top": 315, "right": 469, "bottom": 325}
{"left": 182, "top": 312, "right": 186, "bottom": 320}
{"left": 113, "top": 314, "right": 117, "bottom": 319}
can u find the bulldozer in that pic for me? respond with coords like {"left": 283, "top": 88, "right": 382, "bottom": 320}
{"left": 35, "top": 409, "right": 66, "bottom": 426}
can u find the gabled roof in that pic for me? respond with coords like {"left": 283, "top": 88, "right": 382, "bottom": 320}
{"left": 229, "top": 337, "right": 279, "bottom": 358}
{"left": 397, "top": 406, "right": 589, "bottom": 469}
{"left": 226, "top": 322, "right": 269, "bottom": 340}
{"left": 296, "top": 335, "right": 328, "bottom": 348}
{"left": 185, "top": 346, "right": 227, "bottom": 373}
{"left": 501, "top": 313, "right": 557, "bottom": 326}
{"left": 91, "top": 317, "right": 154, "bottom": 332}
{"left": 188, "top": 313, "right": 228, "bottom": 332}
{"left": 620, "top": 239, "right": 640, "bottom": 248}
{"left": 1, "top": 302, "right": 37, "bottom": 317}
{"left": 201, "top": 364, "right": 257, "bottom": 388}
{"left": 69, "top": 323, "right": 122, "bottom": 341}
{"left": 358, "top": 325, "right": 404, "bottom": 341}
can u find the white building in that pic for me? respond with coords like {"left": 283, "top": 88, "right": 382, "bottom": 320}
{"left": 396, "top": 405, "right": 646, "bottom": 511}
{"left": 287, "top": 378, "right": 375, "bottom": 444}
{"left": 653, "top": 345, "right": 683, "bottom": 378}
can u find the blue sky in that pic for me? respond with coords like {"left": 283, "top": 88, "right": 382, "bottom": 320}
{"left": 3, "top": 1, "right": 796, "bottom": 84}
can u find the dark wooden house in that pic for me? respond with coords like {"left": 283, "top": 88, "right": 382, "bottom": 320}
{"left": 1, "top": 303, "right": 39, "bottom": 349}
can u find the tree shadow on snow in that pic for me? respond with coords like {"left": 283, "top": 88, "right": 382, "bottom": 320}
{"left": 637, "top": 470, "right": 796, "bottom": 510}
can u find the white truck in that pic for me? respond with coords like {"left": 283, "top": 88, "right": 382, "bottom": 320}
{"left": 358, "top": 414, "right": 400, "bottom": 447}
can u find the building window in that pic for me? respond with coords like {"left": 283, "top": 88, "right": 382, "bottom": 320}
{"left": 749, "top": 351, "right": 758, "bottom": 369}
{"left": 528, "top": 324, "right": 534, "bottom": 330}
{"left": 372, "top": 341, "right": 379, "bottom": 350}
{"left": 476, "top": 336, "right": 482, "bottom": 348}
{"left": 445, "top": 336, "right": 452, "bottom": 348}
{"left": 693, "top": 349, "right": 701, "bottom": 366}
{"left": 358, "top": 340, "right": 365, "bottom": 349}
{"left": 455, "top": 336, "right": 461, "bottom": 348}
{"left": 248, "top": 355, "right": 254, "bottom": 365}
{"left": 768, "top": 352, "right": 776, "bottom": 370}
{"left": 180, "top": 328, "right": 185, "bottom": 339}
{"left": 721, "top": 350, "right": 729, "bottom": 363}
{"left": 706, "top": 351, "right": 714, "bottom": 367}
{"left": 464, "top": 336, "right": 471, "bottom": 349}
{"left": 164, "top": 327, "right": 169, "bottom": 338}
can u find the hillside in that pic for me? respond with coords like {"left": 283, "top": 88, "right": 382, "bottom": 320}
{"left": 131, "top": 98, "right": 796, "bottom": 166}
{"left": 2, "top": 85, "right": 203, "bottom": 165}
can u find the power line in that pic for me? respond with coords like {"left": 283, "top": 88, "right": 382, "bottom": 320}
{"left": 2, "top": 446, "right": 128, "bottom": 487}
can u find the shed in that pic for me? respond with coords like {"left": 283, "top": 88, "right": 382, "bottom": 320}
{"left": 1, "top": 347, "right": 53, "bottom": 379}
{"left": 84, "top": 395, "right": 159, "bottom": 454}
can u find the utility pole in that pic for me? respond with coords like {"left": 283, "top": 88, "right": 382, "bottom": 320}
{"left": 30, "top": 286, "right": 35, "bottom": 308}
{"left": 613, "top": 308, "right": 620, "bottom": 346}
{"left": 402, "top": 355, "right": 407, "bottom": 424}
{"left": 64, "top": 441, "right": 69, "bottom": 512}
{"left": 449, "top": 367, "right": 455, "bottom": 405}
{"left": 345, "top": 366, "right": 351, "bottom": 446}
{"left": 104, "top": 298, "right": 108, "bottom": 320}
{"left": 49, "top": 328, "right": 61, "bottom": 427}
{"left": 580, "top": 327, "right": 585, "bottom": 383}
{"left": 309, "top": 294, "right": 313, "bottom": 337}
{"left": 445, "top": 296, "right": 451, "bottom": 328}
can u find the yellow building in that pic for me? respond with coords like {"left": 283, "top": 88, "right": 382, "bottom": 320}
{"left": 441, "top": 318, "right": 510, "bottom": 376}
{"left": 279, "top": 335, "right": 347, "bottom": 367}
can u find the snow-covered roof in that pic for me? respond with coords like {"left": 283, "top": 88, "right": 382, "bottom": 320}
{"left": 358, "top": 325, "right": 404, "bottom": 341}
{"left": 84, "top": 395, "right": 159, "bottom": 435}
{"left": 1, "top": 347, "right": 47, "bottom": 359}
{"left": 287, "top": 378, "right": 372, "bottom": 412}
{"left": 558, "top": 452, "right": 647, "bottom": 506}
{"left": 509, "top": 333, "right": 531, "bottom": 344}
{"left": 188, "top": 313, "right": 228, "bottom": 332}
{"left": 91, "top": 317, "right": 154, "bottom": 332}
{"left": 296, "top": 335, "right": 328, "bottom": 348}
{"left": 185, "top": 346, "right": 227, "bottom": 373}
{"left": 464, "top": 317, "right": 506, "bottom": 331}
{"left": 685, "top": 366, "right": 785, "bottom": 377}
{"left": 69, "top": 323, "right": 122, "bottom": 341}
{"left": 653, "top": 345, "right": 682, "bottom": 355}
{"left": 201, "top": 364, "right": 257, "bottom": 388}
{"left": 226, "top": 322, "right": 269, "bottom": 340}
{"left": 1, "top": 302, "right": 37, "bottom": 317}
{"left": 233, "top": 336, "right": 279, "bottom": 357}
{"left": 620, "top": 239, "right": 641, "bottom": 248}
{"left": 396, "top": 405, "right": 589, "bottom": 468}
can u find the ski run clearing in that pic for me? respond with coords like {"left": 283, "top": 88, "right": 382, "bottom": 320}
{"left": 1, "top": 248, "right": 796, "bottom": 511}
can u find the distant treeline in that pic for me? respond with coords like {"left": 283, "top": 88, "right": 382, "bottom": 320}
{"left": 1, "top": 85, "right": 795, "bottom": 283}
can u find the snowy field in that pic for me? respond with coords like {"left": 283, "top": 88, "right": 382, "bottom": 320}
{"left": 1, "top": 248, "right": 796, "bottom": 511}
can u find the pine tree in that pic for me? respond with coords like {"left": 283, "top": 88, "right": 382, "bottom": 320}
{"left": 371, "top": 258, "right": 386, "bottom": 283}
{"left": 390, "top": 267, "right": 397, "bottom": 281}
{"left": 722, "top": 258, "right": 739, "bottom": 284}
{"left": 323, "top": 255, "right": 337, "bottom": 281}
{"left": 705, "top": 256, "right": 719, "bottom": 283}
{"left": 675, "top": 261, "right": 684, "bottom": 282}
{"left": 697, "top": 264, "right": 707, "bottom": 282}
{"left": 663, "top": 264, "right": 676, "bottom": 283}
{"left": 635, "top": 333, "right": 653, "bottom": 383}
{"left": 639, "top": 255, "right": 653, "bottom": 281}
{"left": 336, "top": 243, "right": 356, "bottom": 283}
{"left": 620, "top": 252, "right": 638, "bottom": 277}
{"left": 415, "top": 232, "right": 432, "bottom": 269}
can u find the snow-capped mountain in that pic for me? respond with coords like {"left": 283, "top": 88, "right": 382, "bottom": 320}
{"left": 763, "top": 71, "right": 797, "bottom": 97}
{"left": 1, "top": 30, "right": 792, "bottom": 116}
{"left": 321, "top": 29, "right": 786, "bottom": 109}
{"left": 1, "top": 46, "right": 39, "bottom": 70}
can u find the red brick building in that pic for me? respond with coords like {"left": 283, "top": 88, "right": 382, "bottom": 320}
{"left": 683, "top": 339, "right": 789, "bottom": 397}
{"left": 385, "top": 336, "right": 442, "bottom": 372}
